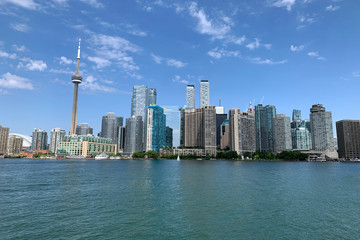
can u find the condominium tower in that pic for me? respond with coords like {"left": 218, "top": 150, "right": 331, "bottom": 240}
{"left": 76, "top": 123, "right": 93, "bottom": 136}
{"left": 255, "top": 104, "right": 276, "bottom": 152}
{"left": 0, "top": 125, "right": 9, "bottom": 154}
{"left": 336, "top": 120, "right": 360, "bottom": 159}
{"left": 310, "top": 104, "right": 334, "bottom": 151}
{"left": 49, "top": 128, "right": 66, "bottom": 153}
{"left": 101, "top": 112, "right": 123, "bottom": 144}
{"left": 186, "top": 85, "right": 195, "bottom": 109}
{"left": 273, "top": 114, "right": 292, "bottom": 153}
{"left": 146, "top": 105, "right": 166, "bottom": 152}
{"left": 31, "top": 129, "right": 48, "bottom": 151}
{"left": 149, "top": 88, "right": 157, "bottom": 105}
{"left": 200, "top": 80, "right": 209, "bottom": 107}
{"left": 8, "top": 135, "right": 23, "bottom": 154}
{"left": 124, "top": 115, "right": 143, "bottom": 155}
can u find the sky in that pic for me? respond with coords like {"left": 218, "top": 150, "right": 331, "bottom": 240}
{"left": 0, "top": 0, "right": 360, "bottom": 137}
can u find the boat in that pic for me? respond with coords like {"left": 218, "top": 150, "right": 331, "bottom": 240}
{"left": 66, "top": 155, "right": 86, "bottom": 159}
{"left": 95, "top": 153, "right": 109, "bottom": 160}
{"left": 177, "top": 155, "right": 180, "bottom": 161}
{"left": 196, "top": 158, "right": 205, "bottom": 161}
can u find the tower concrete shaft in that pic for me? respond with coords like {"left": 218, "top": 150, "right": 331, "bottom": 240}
{"left": 70, "top": 39, "right": 82, "bottom": 135}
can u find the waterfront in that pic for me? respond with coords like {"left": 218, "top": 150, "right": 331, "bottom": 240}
{"left": 1, "top": 159, "right": 360, "bottom": 239}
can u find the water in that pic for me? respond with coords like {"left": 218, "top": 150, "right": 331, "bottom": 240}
{"left": 1, "top": 159, "right": 360, "bottom": 239}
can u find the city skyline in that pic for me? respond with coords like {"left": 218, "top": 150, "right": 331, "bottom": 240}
{"left": 0, "top": 1, "right": 360, "bottom": 136}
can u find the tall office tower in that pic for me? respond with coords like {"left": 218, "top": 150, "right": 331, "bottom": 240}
{"left": 220, "top": 119, "right": 229, "bottom": 150}
{"left": 31, "top": 129, "right": 48, "bottom": 151}
{"left": 216, "top": 112, "right": 227, "bottom": 147}
{"left": 336, "top": 120, "right": 360, "bottom": 159}
{"left": 149, "top": 88, "right": 157, "bottom": 105}
{"left": 117, "top": 126, "right": 126, "bottom": 152}
{"left": 255, "top": 104, "right": 276, "bottom": 152}
{"left": 76, "top": 123, "right": 93, "bottom": 136}
{"left": 0, "top": 125, "right": 10, "bottom": 154}
{"left": 131, "top": 85, "right": 149, "bottom": 151}
{"left": 8, "top": 135, "right": 23, "bottom": 154}
{"left": 146, "top": 105, "right": 166, "bottom": 152}
{"left": 162, "top": 106, "right": 180, "bottom": 147}
{"left": 292, "top": 109, "right": 301, "bottom": 121}
{"left": 49, "top": 128, "right": 66, "bottom": 153}
{"left": 186, "top": 85, "right": 195, "bottom": 109}
{"left": 291, "top": 110, "right": 312, "bottom": 150}
{"left": 228, "top": 109, "right": 256, "bottom": 155}
{"left": 101, "top": 113, "right": 123, "bottom": 144}
{"left": 179, "top": 107, "right": 185, "bottom": 147}
{"left": 124, "top": 115, "right": 143, "bottom": 155}
{"left": 184, "top": 106, "right": 217, "bottom": 155}
{"left": 273, "top": 114, "right": 292, "bottom": 153}
{"left": 200, "top": 80, "right": 209, "bottom": 107}
{"left": 70, "top": 39, "right": 82, "bottom": 136}
{"left": 165, "top": 126, "right": 173, "bottom": 148}
{"left": 310, "top": 104, "right": 334, "bottom": 151}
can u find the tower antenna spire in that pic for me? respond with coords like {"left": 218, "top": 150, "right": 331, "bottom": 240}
{"left": 75, "top": 37, "right": 81, "bottom": 74}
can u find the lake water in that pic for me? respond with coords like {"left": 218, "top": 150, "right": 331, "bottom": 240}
{"left": 1, "top": 159, "right": 360, "bottom": 239}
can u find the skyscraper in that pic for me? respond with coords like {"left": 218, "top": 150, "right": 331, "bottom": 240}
{"left": 146, "top": 105, "right": 166, "bottom": 152}
{"left": 228, "top": 108, "right": 256, "bottom": 155}
{"left": 8, "top": 135, "right": 23, "bottom": 154}
{"left": 124, "top": 115, "right": 143, "bottom": 155}
{"left": 273, "top": 114, "right": 292, "bottom": 153}
{"left": 255, "top": 104, "right": 276, "bottom": 152}
{"left": 220, "top": 119, "right": 229, "bottom": 150}
{"left": 131, "top": 85, "right": 149, "bottom": 151}
{"left": 336, "top": 120, "right": 360, "bottom": 159}
{"left": 290, "top": 110, "right": 311, "bottom": 150}
{"left": 186, "top": 85, "right": 195, "bottom": 109}
{"left": 216, "top": 112, "right": 227, "bottom": 147}
{"left": 101, "top": 113, "right": 123, "bottom": 144}
{"left": 70, "top": 39, "right": 82, "bottom": 136}
{"left": 165, "top": 126, "right": 173, "bottom": 148}
{"left": 200, "top": 80, "right": 209, "bottom": 107}
{"left": 163, "top": 105, "right": 180, "bottom": 147}
{"left": 179, "top": 107, "right": 185, "bottom": 147}
{"left": 31, "top": 129, "right": 48, "bottom": 151}
{"left": 292, "top": 109, "right": 301, "bottom": 121}
{"left": 149, "top": 88, "right": 157, "bottom": 105}
{"left": 0, "top": 125, "right": 9, "bottom": 155}
{"left": 76, "top": 123, "right": 93, "bottom": 136}
{"left": 310, "top": 104, "right": 334, "bottom": 151}
{"left": 49, "top": 128, "right": 66, "bottom": 153}
{"left": 117, "top": 126, "right": 126, "bottom": 152}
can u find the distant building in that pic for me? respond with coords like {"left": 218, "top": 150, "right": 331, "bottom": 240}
{"left": 76, "top": 123, "right": 93, "bottom": 136}
{"left": 186, "top": 85, "right": 195, "bottom": 109}
{"left": 290, "top": 110, "right": 312, "bottom": 150}
{"left": 255, "top": 104, "right": 276, "bottom": 152}
{"left": 149, "top": 88, "right": 157, "bottom": 105}
{"left": 163, "top": 105, "right": 180, "bottom": 147}
{"left": 124, "top": 115, "right": 143, "bottom": 155}
{"left": 8, "top": 135, "right": 23, "bottom": 154}
{"left": 273, "top": 114, "right": 292, "bottom": 153}
{"left": 117, "top": 126, "right": 125, "bottom": 153}
{"left": 336, "top": 120, "right": 360, "bottom": 159}
{"left": 9, "top": 134, "right": 31, "bottom": 150}
{"left": 292, "top": 109, "right": 301, "bottom": 121}
{"left": 310, "top": 104, "right": 334, "bottom": 151}
{"left": 220, "top": 119, "right": 229, "bottom": 150}
{"left": 146, "top": 105, "right": 166, "bottom": 152}
{"left": 165, "top": 126, "right": 173, "bottom": 148}
{"left": 184, "top": 106, "right": 216, "bottom": 155}
{"left": 216, "top": 113, "right": 227, "bottom": 147}
{"left": 101, "top": 112, "right": 123, "bottom": 144}
{"left": 49, "top": 128, "right": 66, "bottom": 153}
{"left": 0, "top": 125, "right": 9, "bottom": 155}
{"left": 179, "top": 107, "right": 185, "bottom": 147}
{"left": 31, "top": 129, "right": 48, "bottom": 151}
{"left": 131, "top": 85, "right": 149, "bottom": 151}
{"left": 200, "top": 80, "right": 209, "bottom": 107}
{"left": 228, "top": 108, "right": 256, "bottom": 155}
{"left": 57, "top": 135, "right": 116, "bottom": 157}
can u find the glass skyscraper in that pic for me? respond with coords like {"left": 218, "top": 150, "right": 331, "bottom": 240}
{"left": 149, "top": 88, "right": 157, "bottom": 105}
{"left": 31, "top": 128, "right": 48, "bottom": 151}
{"left": 255, "top": 104, "right": 276, "bottom": 152}
{"left": 100, "top": 112, "right": 123, "bottom": 144}
{"left": 186, "top": 85, "right": 195, "bottom": 109}
{"left": 49, "top": 128, "right": 66, "bottom": 153}
{"left": 162, "top": 105, "right": 180, "bottom": 147}
{"left": 131, "top": 85, "right": 149, "bottom": 151}
{"left": 200, "top": 80, "right": 209, "bottom": 107}
{"left": 124, "top": 115, "right": 143, "bottom": 155}
{"left": 290, "top": 110, "right": 311, "bottom": 150}
{"left": 146, "top": 105, "right": 166, "bottom": 152}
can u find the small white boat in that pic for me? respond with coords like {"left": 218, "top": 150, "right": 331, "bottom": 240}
{"left": 66, "top": 155, "right": 86, "bottom": 159}
{"left": 95, "top": 153, "right": 109, "bottom": 160}
{"left": 177, "top": 155, "right": 180, "bottom": 161}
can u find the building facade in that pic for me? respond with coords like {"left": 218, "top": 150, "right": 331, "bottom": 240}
{"left": 131, "top": 85, "right": 149, "bottom": 151}
{"left": 101, "top": 112, "right": 123, "bottom": 144}
{"left": 49, "top": 128, "right": 66, "bottom": 153}
{"left": 124, "top": 115, "right": 143, "bottom": 155}
{"left": 228, "top": 108, "right": 256, "bottom": 155}
{"left": 255, "top": 104, "right": 276, "bottom": 152}
{"left": 184, "top": 106, "right": 216, "bottom": 155}
{"left": 8, "top": 136, "right": 23, "bottom": 154}
{"left": 200, "top": 80, "right": 209, "bottom": 107}
{"left": 149, "top": 88, "right": 157, "bottom": 105}
{"left": 179, "top": 107, "right": 185, "bottom": 147}
{"left": 117, "top": 126, "right": 126, "bottom": 153}
{"left": 291, "top": 110, "right": 312, "bottom": 150}
{"left": 273, "top": 114, "right": 292, "bottom": 153}
{"left": 146, "top": 105, "right": 166, "bottom": 152}
{"left": 310, "top": 104, "right": 334, "bottom": 151}
{"left": 336, "top": 120, "right": 360, "bottom": 159}
{"left": 186, "top": 85, "right": 195, "bottom": 109}
{"left": 76, "top": 123, "right": 93, "bottom": 136}
{"left": 216, "top": 113, "right": 227, "bottom": 147}
{"left": 31, "top": 129, "right": 48, "bottom": 151}
{"left": 220, "top": 119, "right": 229, "bottom": 150}
{"left": 0, "top": 125, "right": 9, "bottom": 155}
{"left": 165, "top": 126, "right": 173, "bottom": 148}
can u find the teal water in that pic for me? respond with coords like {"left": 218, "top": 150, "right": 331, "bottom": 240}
{"left": 1, "top": 159, "right": 360, "bottom": 239}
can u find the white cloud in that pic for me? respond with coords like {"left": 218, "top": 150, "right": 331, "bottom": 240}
{"left": 9, "top": 23, "right": 30, "bottom": 32}
{"left": 88, "top": 56, "right": 111, "bottom": 68}
{"left": 307, "top": 51, "right": 325, "bottom": 60}
{"left": 166, "top": 59, "right": 187, "bottom": 68}
{"left": 172, "top": 75, "right": 189, "bottom": 84}
{"left": 79, "top": 0, "right": 103, "bottom": 8}
{"left": 151, "top": 53, "right": 162, "bottom": 64}
{"left": 0, "top": 72, "right": 34, "bottom": 89}
{"left": 297, "top": 14, "right": 315, "bottom": 29}
{"left": 1, "top": 0, "right": 38, "bottom": 9}
{"left": 207, "top": 48, "right": 240, "bottom": 59}
{"left": 272, "top": 0, "right": 296, "bottom": 11}
{"left": 59, "top": 56, "right": 74, "bottom": 65}
{"left": 49, "top": 68, "right": 73, "bottom": 74}
{"left": 12, "top": 45, "right": 27, "bottom": 52}
{"left": 81, "top": 75, "right": 116, "bottom": 93}
{"left": 18, "top": 58, "right": 47, "bottom": 71}
{"left": 246, "top": 38, "right": 271, "bottom": 50}
{"left": 0, "top": 50, "right": 17, "bottom": 59}
{"left": 249, "top": 57, "right": 288, "bottom": 65}
{"left": 128, "top": 29, "right": 147, "bottom": 37}
{"left": 325, "top": 5, "right": 340, "bottom": 11}
{"left": 290, "top": 44, "right": 305, "bottom": 52}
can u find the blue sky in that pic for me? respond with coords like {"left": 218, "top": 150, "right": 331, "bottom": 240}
{"left": 0, "top": 0, "right": 359, "bottom": 136}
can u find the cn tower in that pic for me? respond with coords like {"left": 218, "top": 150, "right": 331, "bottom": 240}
{"left": 69, "top": 38, "right": 82, "bottom": 135}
